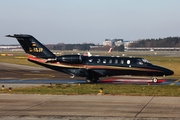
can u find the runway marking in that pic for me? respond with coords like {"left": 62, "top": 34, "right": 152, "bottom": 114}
{"left": 8, "top": 96, "right": 59, "bottom": 116}
{"left": 19, "top": 78, "right": 42, "bottom": 80}
{"left": 170, "top": 79, "right": 180, "bottom": 86}
{"left": 135, "top": 96, "right": 154, "bottom": 117}
{"left": 24, "top": 74, "right": 55, "bottom": 78}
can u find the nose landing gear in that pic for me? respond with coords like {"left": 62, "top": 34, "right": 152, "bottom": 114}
{"left": 152, "top": 77, "right": 158, "bottom": 83}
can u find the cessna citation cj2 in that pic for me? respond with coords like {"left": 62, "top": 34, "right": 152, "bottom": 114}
{"left": 6, "top": 34, "right": 174, "bottom": 83}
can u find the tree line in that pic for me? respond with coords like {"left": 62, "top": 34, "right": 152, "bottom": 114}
{"left": 46, "top": 43, "right": 95, "bottom": 51}
{"left": 129, "top": 37, "right": 180, "bottom": 47}
{"left": 45, "top": 43, "right": 124, "bottom": 51}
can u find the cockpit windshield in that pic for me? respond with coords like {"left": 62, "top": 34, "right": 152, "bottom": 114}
{"left": 142, "top": 58, "right": 150, "bottom": 63}
{"left": 137, "top": 58, "right": 151, "bottom": 65}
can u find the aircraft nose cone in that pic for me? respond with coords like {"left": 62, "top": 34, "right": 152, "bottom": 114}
{"left": 164, "top": 68, "right": 174, "bottom": 76}
{"left": 167, "top": 70, "right": 174, "bottom": 75}
{"left": 155, "top": 65, "right": 174, "bottom": 76}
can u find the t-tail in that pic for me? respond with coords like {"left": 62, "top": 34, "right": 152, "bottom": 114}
{"left": 6, "top": 34, "right": 56, "bottom": 59}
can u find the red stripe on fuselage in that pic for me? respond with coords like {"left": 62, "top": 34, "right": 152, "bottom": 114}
{"left": 27, "top": 54, "right": 47, "bottom": 63}
{"left": 101, "top": 78, "right": 166, "bottom": 83}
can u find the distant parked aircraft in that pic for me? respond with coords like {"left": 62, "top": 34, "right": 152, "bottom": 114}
{"left": 108, "top": 47, "right": 113, "bottom": 53}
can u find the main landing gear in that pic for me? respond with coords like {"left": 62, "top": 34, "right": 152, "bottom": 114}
{"left": 86, "top": 75, "right": 99, "bottom": 83}
{"left": 86, "top": 70, "right": 99, "bottom": 83}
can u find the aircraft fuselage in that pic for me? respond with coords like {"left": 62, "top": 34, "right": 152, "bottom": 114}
{"left": 29, "top": 54, "right": 174, "bottom": 83}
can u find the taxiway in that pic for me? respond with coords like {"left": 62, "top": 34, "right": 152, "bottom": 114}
{"left": 0, "top": 62, "right": 179, "bottom": 86}
{"left": 0, "top": 94, "right": 180, "bottom": 120}
{"left": 0, "top": 62, "right": 180, "bottom": 119}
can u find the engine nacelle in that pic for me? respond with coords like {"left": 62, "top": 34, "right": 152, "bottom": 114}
{"left": 56, "top": 55, "right": 82, "bottom": 64}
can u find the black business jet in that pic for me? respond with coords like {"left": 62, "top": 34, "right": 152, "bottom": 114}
{"left": 6, "top": 34, "right": 174, "bottom": 83}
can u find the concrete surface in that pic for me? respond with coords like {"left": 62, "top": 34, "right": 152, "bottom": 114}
{"left": 0, "top": 62, "right": 79, "bottom": 80}
{"left": 0, "top": 94, "right": 180, "bottom": 119}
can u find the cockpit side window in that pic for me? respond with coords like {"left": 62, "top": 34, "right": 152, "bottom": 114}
{"left": 137, "top": 59, "right": 143, "bottom": 65}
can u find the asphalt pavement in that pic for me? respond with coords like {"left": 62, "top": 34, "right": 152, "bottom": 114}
{"left": 0, "top": 62, "right": 180, "bottom": 120}
{"left": 0, "top": 94, "right": 180, "bottom": 120}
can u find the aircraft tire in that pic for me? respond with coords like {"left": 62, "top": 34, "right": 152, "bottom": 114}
{"left": 86, "top": 79, "right": 91, "bottom": 83}
{"left": 152, "top": 77, "right": 158, "bottom": 83}
{"left": 86, "top": 78, "right": 98, "bottom": 83}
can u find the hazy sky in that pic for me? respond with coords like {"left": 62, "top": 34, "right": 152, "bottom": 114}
{"left": 1, "top": 0, "right": 180, "bottom": 44}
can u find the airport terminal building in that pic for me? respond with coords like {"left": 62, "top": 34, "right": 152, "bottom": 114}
{"left": 103, "top": 39, "right": 124, "bottom": 47}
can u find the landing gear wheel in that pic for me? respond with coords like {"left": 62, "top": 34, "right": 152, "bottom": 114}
{"left": 86, "top": 78, "right": 98, "bottom": 83}
{"left": 86, "top": 70, "right": 99, "bottom": 83}
{"left": 86, "top": 79, "right": 91, "bottom": 83}
{"left": 86, "top": 77, "right": 98, "bottom": 83}
{"left": 152, "top": 77, "right": 158, "bottom": 83}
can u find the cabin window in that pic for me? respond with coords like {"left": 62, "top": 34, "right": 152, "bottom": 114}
{"left": 109, "top": 59, "right": 112, "bottom": 64}
{"left": 121, "top": 60, "right": 124, "bottom": 64}
{"left": 127, "top": 60, "right": 130, "bottom": 64}
{"left": 97, "top": 59, "right": 101, "bottom": 63}
{"left": 103, "top": 59, "right": 106, "bottom": 64}
{"left": 115, "top": 59, "right": 118, "bottom": 64}
{"left": 88, "top": 59, "right": 93, "bottom": 63}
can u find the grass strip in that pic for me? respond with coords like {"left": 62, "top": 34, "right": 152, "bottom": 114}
{"left": 1, "top": 84, "right": 180, "bottom": 96}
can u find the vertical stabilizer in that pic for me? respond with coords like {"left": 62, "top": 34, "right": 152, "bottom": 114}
{"left": 6, "top": 34, "right": 56, "bottom": 58}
